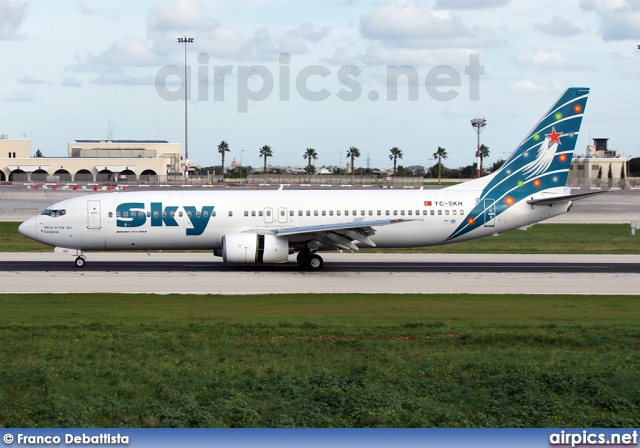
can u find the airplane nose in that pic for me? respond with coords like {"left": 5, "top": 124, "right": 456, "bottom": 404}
{"left": 18, "top": 218, "right": 38, "bottom": 242}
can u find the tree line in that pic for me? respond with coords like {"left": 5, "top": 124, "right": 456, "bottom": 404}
{"left": 203, "top": 140, "right": 501, "bottom": 179}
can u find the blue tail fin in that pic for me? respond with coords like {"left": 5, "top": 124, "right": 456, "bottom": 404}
{"left": 446, "top": 87, "right": 589, "bottom": 240}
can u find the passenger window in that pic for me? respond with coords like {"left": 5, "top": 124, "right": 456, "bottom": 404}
{"left": 281, "top": 210, "right": 286, "bottom": 216}
{"left": 401, "top": 210, "right": 405, "bottom": 216}
{"left": 116, "top": 212, "right": 121, "bottom": 218}
{"left": 186, "top": 211, "right": 192, "bottom": 218}
{"left": 289, "top": 210, "right": 294, "bottom": 216}
{"left": 252, "top": 211, "right": 256, "bottom": 217}
{"left": 314, "top": 211, "right": 319, "bottom": 216}
{"left": 162, "top": 211, "right": 167, "bottom": 218}
{"left": 266, "top": 210, "right": 271, "bottom": 217}
{"left": 460, "top": 210, "right": 465, "bottom": 216}
{"left": 109, "top": 212, "right": 113, "bottom": 218}
{"left": 259, "top": 211, "right": 263, "bottom": 217}
{"left": 430, "top": 210, "right": 435, "bottom": 216}
{"left": 298, "top": 210, "right": 303, "bottom": 216}
{"left": 337, "top": 210, "right": 341, "bottom": 216}
{"left": 306, "top": 211, "right": 310, "bottom": 216}
{"left": 123, "top": 212, "right": 129, "bottom": 218}
{"left": 345, "top": 210, "right": 349, "bottom": 216}
{"left": 377, "top": 210, "right": 381, "bottom": 216}
{"left": 368, "top": 210, "right": 373, "bottom": 216}
{"left": 452, "top": 210, "right": 457, "bottom": 215}
{"left": 329, "top": 210, "right": 333, "bottom": 216}
{"left": 353, "top": 210, "right": 357, "bottom": 216}
{"left": 141, "top": 212, "right": 146, "bottom": 218}
{"left": 408, "top": 210, "right": 413, "bottom": 216}
{"left": 385, "top": 210, "right": 390, "bottom": 216}
{"left": 360, "top": 210, "right": 365, "bottom": 216}
{"left": 438, "top": 210, "right": 442, "bottom": 215}
{"left": 178, "top": 211, "right": 183, "bottom": 217}
{"left": 423, "top": 210, "right": 428, "bottom": 215}
{"left": 228, "top": 211, "right": 233, "bottom": 217}
{"left": 244, "top": 211, "right": 249, "bottom": 217}
{"left": 415, "top": 210, "right": 419, "bottom": 215}
{"left": 393, "top": 210, "right": 398, "bottom": 216}
{"left": 445, "top": 210, "right": 449, "bottom": 216}
{"left": 322, "top": 211, "right": 326, "bottom": 216}
{"left": 212, "top": 211, "right": 217, "bottom": 217}
{"left": 204, "top": 211, "right": 209, "bottom": 217}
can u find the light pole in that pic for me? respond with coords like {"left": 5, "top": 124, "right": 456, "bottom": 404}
{"left": 240, "top": 150, "right": 244, "bottom": 181}
{"left": 471, "top": 117, "right": 486, "bottom": 179}
{"left": 178, "top": 36, "right": 194, "bottom": 180}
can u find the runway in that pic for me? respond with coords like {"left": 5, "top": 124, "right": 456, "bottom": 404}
{"left": 2, "top": 186, "right": 640, "bottom": 295}
{"left": 1, "top": 253, "right": 639, "bottom": 295}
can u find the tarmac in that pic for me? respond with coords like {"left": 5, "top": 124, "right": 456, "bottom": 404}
{"left": 1, "top": 186, "right": 639, "bottom": 295}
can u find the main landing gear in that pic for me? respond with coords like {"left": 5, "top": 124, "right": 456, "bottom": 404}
{"left": 296, "top": 248, "right": 324, "bottom": 271}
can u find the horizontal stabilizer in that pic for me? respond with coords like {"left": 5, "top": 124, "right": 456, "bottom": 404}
{"left": 526, "top": 191, "right": 606, "bottom": 206}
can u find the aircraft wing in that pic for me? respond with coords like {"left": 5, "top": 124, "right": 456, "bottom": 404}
{"left": 272, "top": 218, "right": 416, "bottom": 251}
{"left": 526, "top": 191, "right": 606, "bottom": 206}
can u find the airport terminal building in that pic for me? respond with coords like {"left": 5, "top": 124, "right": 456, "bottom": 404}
{"left": 0, "top": 138, "right": 185, "bottom": 184}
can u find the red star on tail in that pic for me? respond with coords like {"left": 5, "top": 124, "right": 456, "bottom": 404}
{"left": 546, "top": 127, "right": 563, "bottom": 145}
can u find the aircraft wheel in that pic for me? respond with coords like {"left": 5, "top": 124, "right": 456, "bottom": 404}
{"left": 75, "top": 257, "right": 86, "bottom": 268}
{"left": 308, "top": 254, "right": 323, "bottom": 271}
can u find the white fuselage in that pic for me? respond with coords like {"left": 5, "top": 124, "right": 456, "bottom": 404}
{"left": 19, "top": 189, "right": 569, "bottom": 254}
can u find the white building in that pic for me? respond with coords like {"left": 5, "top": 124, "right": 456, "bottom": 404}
{"left": 0, "top": 138, "right": 186, "bottom": 183}
{"left": 569, "top": 138, "right": 628, "bottom": 187}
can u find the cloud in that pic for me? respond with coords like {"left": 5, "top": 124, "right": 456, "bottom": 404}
{"left": 361, "top": 42, "right": 474, "bottom": 66}
{"left": 580, "top": 0, "right": 640, "bottom": 40}
{"left": 506, "top": 80, "right": 563, "bottom": 94}
{"left": 433, "top": 0, "right": 510, "bottom": 9}
{"left": 532, "top": 15, "right": 583, "bottom": 37}
{"left": 17, "top": 75, "right": 47, "bottom": 85}
{"left": 0, "top": 0, "right": 30, "bottom": 40}
{"left": 91, "top": 72, "right": 155, "bottom": 86}
{"left": 359, "top": 0, "right": 502, "bottom": 64}
{"left": 515, "top": 51, "right": 591, "bottom": 71}
{"left": 76, "top": 4, "right": 118, "bottom": 20}
{"left": 2, "top": 90, "right": 38, "bottom": 102}
{"left": 277, "top": 23, "right": 331, "bottom": 55}
{"left": 61, "top": 76, "right": 82, "bottom": 87}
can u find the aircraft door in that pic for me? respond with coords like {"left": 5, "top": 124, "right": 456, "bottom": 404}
{"left": 87, "top": 200, "right": 101, "bottom": 229}
{"left": 263, "top": 207, "right": 273, "bottom": 224}
{"left": 278, "top": 207, "right": 288, "bottom": 224}
{"left": 484, "top": 199, "right": 495, "bottom": 227}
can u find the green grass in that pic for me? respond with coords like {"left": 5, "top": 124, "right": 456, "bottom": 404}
{"left": 3, "top": 222, "right": 640, "bottom": 254}
{"left": 1, "top": 293, "right": 639, "bottom": 428}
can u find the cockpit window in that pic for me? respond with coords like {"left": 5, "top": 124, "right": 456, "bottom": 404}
{"left": 41, "top": 209, "right": 66, "bottom": 217}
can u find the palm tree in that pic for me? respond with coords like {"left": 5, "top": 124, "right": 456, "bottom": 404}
{"left": 433, "top": 146, "right": 448, "bottom": 185}
{"left": 346, "top": 146, "right": 360, "bottom": 179}
{"left": 217, "top": 140, "right": 230, "bottom": 179}
{"left": 303, "top": 148, "right": 318, "bottom": 174}
{"left": 259, "top": 145, "right": 273, "bottom": 175}
{"left": 388, "top": 147, "right": 403, "bottom": 178}
{"left": 479, "top": 144, "right": 490, "bottom": 176}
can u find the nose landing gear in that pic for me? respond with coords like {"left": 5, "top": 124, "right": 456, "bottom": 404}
{"left": 75, "top": 255, "right": 86, "bottom": 268}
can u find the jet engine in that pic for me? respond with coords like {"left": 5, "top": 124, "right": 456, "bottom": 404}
{"left": 221, "top": 233, "right": 290, "bottom": 264}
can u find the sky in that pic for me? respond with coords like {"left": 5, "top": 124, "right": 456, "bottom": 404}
{"left": 1, "top": 0, "right": 639, "bottom": 171}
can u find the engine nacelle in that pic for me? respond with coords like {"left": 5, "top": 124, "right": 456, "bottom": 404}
{"left": 221, "top": 233, "right": 290, "bottom": 264}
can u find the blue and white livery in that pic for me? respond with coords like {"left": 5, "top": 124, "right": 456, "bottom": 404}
{"left": 19, "top": 87, "right": 601, "bottom": 270}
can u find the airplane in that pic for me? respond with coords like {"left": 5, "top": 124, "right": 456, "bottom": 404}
{"left": 19, "top": 87, "right": 602, "bottom": 270}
